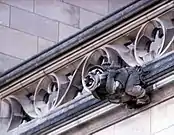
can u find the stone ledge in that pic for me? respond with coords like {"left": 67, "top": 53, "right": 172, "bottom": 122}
{"left": 8, "top": 77, "right": 174, "bottom": 135}
{"left": 62, "top": 82, "right": 174, "bottom": 135}
{"left": 9, "top": 93, "right": 107, "bottom": 135}
{"left": 0, "top": 0, "right": 165, "bottom": 90}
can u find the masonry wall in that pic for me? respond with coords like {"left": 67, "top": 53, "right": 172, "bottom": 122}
{"left": 1, "top": 1, "right": 174, "bottom": 135}
{"left": 0, "top": 0, "right": 133, "bottom": 73}
{"left": 93, "top": 97, "right": 174, "bottom": 135}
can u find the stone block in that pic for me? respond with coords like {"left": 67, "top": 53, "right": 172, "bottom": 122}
{"left": 1, "top": 0, "right": 34, "bottom": 12}
{"left": 38, "top": 37, "right": 55, "bottom": 53}
{"left": 151, "top": 98, "right": 174, "bottom": 134}
{"left": 108, "top": 0, "right": 133, "bottom": 13}
{"left": 63, "top": 0, "right": 108, "bottom": 15}
{"left": 11, "top": 7, "right": 59, "bottom": 42}
{"left": 94, "top": 110, "right": 150, "bottom": 135}
{"left": 35, "top": 0, "right": 80, "bottom": 27}
{"left": 59, "top": 23, "right": 79, "bottom": 41}
{"left": 0, "top": 53, "right": 22, "bottom": 73}
{"left": 0, "top": 3, "right": 10, "bottom": 26}
{"left": 80, "top": 9, "right": 103, "bottom": 29}
{"left": 0, "top": 25, "right": 37, "bottom": 59}
{"left": 114, "top": 110, "right": 150, "bottom": 135}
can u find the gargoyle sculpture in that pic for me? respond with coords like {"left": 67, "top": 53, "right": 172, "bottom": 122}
{"left": 85, "top": 63, "right": 150, "bottom": 108}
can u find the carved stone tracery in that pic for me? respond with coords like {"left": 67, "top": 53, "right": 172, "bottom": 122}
{"left": 0, "top": 9, "right": 174, "bottom": 132}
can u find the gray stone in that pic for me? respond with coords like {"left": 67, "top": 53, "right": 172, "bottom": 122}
{"left": 1, "top": 0, "right": 34, "bottom": 12}
{"left": 0, "top": 25, "right": 37, "bottom": 59}
{"left": 108, "top": 0, "right": 134, "bottom": 13}
{"left": 94, "top": 110, "right": 150, "bottom": 135}
{"left": 113, "top": 110, "right": 150, "bottom": 135}
{"left": 151, "top": 98, "right": 174, "bottom": 134}
{"left": 11, "top": 7, "right": 59, "bottom": 42}
{"left": 64, "top": 0, "right": 109, "bottom": 15}
{"left": 0, "top": 53, "right": 22, "bottom": 73}
{"left": 0, "top": 3, "right": 10, "bottom": 26}
{"left": 35, "top": 0, "right": 80, "bottom": 27}
{"left": 59, "top": 23, "right": 80, "bottom": 41}
{"left": 38, "top": 37, "right": 55, "bottom": 53}
{"left": 80, "top": 9, "right": 103, "bottom": 29}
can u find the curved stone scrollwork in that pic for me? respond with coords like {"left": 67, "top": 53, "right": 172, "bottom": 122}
{"left": 0, "top": 13, "right": 174, "bottom": 132}
{"left": 134, "top": 18, "right": 174, "bottom": 65}
{"left": 34, "top": 73, "right": 69, "bottom": 117}
{"left": 0, "top": 96, "right": 24, "bottom": 132}
{"left": 82, "top": 47, "right": 128, "bottom": 93}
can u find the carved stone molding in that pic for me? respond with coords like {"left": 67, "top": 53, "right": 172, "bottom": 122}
{"left": 0, "top": 2, "right": 174, "bottom": 134}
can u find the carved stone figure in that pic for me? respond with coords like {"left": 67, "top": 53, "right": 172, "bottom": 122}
{"left": 0, "top": 8, "right": 173, "bottom": 133}
{"left": 85, "top": 63, "right": 150, "bottom": 108}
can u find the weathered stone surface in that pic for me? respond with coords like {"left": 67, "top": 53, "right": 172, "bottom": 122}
{"left": 37, "top": 37, "right": 55, "bottom": 53}
{"left": 1, "top": 0, "right": 34, "bottom": 12}
{"left": 79, "top": 9, "right": 103, "bottom": 29}
{"left": 0, "top": 53, "right": 22, "bottom": 73}
{"left": 59, "top": 23, "right": 79, "bottom": 41}
{"left": 11, "top": 7, "right": 59, "bottom": 42}
{"left": 151, "top": 98, "right": 174, "bottom": 134}
{"left": 108, "top": 0, "right": 134, "bottom": 13}
{"left": 35, "top": 0, "right": 80, "bottom": 27}
{"left": 94, "top": 110, "right": 150, "bottom": 135}
{"left": 63, "top": 0, "right": 108, "bottom": 15}
{"left": 114, "top": 110, "right": 150, "bottom": 135}
{"left": 0, "top": 25, "right": 37, "bottom": 59}
{"left": 1, "top": 2, "right": 172, "bottom": 135}
{"left": 0, "top": 3, "right": 10, "bottom": 26}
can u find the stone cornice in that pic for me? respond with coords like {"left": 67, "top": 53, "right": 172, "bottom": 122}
{"left": 9, "top": 52, "right": 174, "bottom": 135}
{"left": 0, "top": 0, "right": 174, "bottom": 135}
{"left": 10, "top": 78, "right": 174, "bottom": 135}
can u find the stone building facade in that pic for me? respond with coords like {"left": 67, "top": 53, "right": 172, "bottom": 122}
{"left": 0, "top": 0, "right": 174, "bottom": 135}
{"left": 0, "top": 0, "right": 133, "bottom": 73}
